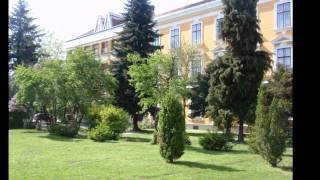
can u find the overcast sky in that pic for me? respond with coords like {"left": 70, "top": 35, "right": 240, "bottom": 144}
{"left": 9, "top": 0, "right": 201, "bottom": 41}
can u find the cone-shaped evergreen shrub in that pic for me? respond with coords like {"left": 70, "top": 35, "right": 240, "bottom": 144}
{"left": 158, "top": 93, "right": 185, "bottom": 163}
{"left": 249, "top": 85, "right": 288, "bottom": 167}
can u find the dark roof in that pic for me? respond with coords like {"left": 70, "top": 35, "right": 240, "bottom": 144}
{"left": 74, "top": 29, "right": 94, "bottom": 39}
{"left": 155, "top": 0, "right": 215, "bottom": 17}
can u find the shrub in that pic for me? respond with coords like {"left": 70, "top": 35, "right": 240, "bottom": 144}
{"left": 184, "top": 133, "right": 191, "bottom": 145}
{"left": 9, "top": 96, "right": 29, "bottom": 129}
{"left": 86, "top": 105, "right": 103, "bottom": 129}
{"left": 9, "top": 111, "right": 28, "bottom": 129}
{"left": 259, "top": 98, "right": 288, "bottom": 167}
{"left": 138, "top": 117, "right": 155, "bottom": 129}
{"left": 98, "top": 106, "right": 130, "bottom": 139}
{"left": 88, "top": 124, "right": 114, "bottom": 141}
{"left": 23, "top": 119, "right": 35, "bottom": 129}
{"left": 158, "top": 93, "right": 185, "bottom": 163}
{"left": 150, "top": 129, "right": 158, "bottom": 144}
{"left": 249, "top": 85, "right": 288, "bottom": 167}
{"left": 199, "top": 133, "right": 233, "bottom": 151}
{"left": 48, "top": 121, "right": 79, "bottom": 137}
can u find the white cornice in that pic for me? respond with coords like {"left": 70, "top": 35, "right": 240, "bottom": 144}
{"left": 65, "top": 26, "right": 122, "bottom": 50}
{"left": 65, "top": 0, "right": 274, "bottom": 49}
{"left": 154, "top": 0, "right": 272, "bottom": 24}
{"left": 155, "top": 0, "right": 222, "bottom": 23}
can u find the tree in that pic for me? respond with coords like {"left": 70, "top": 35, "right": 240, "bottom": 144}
{"left": 158, "top": 93, "right": 185, "bottom": 163}
{"left": 207, "top": 53, "right": 238, "bottom": 134}
{"left": 38, "top": 30, "right": 65, "bottom": 61}
{"left": 128, "top": 52, "right": 187, "bottom": 143}
{"left": 170, "top": 43, "right": 200, "bottom": 120}
{"left": 111, "top": 0, "right": 161, "bottom": 131}
{"left": 268, "top": 65, "right": 293, "bottom": 117}
{"left": 188, "top": 61, "right": 214, "bottom": 118}
{"left": 9, "top": 0, "right": 44, "bottom": 69}
{"left": 9, "top": 74, "right": 18, "bottom": 100}
{"left": 249, "top": 85, "right": 288, "bottom": 167}
{"left": 207, "top": 0, "right": 271, "bottom": 142}
{"left": 15, "top": 48, "right": 118, "bottom": 124}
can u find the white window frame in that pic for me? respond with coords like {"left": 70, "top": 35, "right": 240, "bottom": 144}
{"left": 92, "top": 44, "right": 99, "bottom": 60}
{"left": 153, "top": 30, "right": 161, "bottom": 46}
{"left": 214, "top": 12, "right": 224, "bottom": 43}
{"left": 190, "top": 52, "right": 204, "bottom": 78}
{"left": 191, "top": 19, "right": 203, "bottom": 45}
{"left": 274, "top": 0, "right": 293, "bottom": 31}
{"left": 169, "top": 26, "right": 181, "bottom": 49}
{"left": 273, "top": 45, "right": 293, "bottom": 71}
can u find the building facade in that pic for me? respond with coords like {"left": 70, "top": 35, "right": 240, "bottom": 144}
{"left": 65, "top": 0, "right": 292, "bottom": 130}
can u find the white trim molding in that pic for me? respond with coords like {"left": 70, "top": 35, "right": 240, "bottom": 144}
{"left": 272, "top": 34, "right": 292, "bottom": 46}
{"left": 213, "top": 46, "right": 226, "bottom": 59}
{"left": 155, "top": 12, "right": 219, "bottom": 30}
{"left": 274, "top": 0, "right": 293, "bottom": 32}
{"left": 65, "top": 26, "right": 122, "bottom": 50}
{"left": 272, "top": 34, "right": 293, "bottom": 70}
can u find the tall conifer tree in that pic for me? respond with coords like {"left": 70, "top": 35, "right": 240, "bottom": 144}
{"left": 9, "top": 0, "right": 43, "bottom": 70}
{"left": 207, "top": 0, "right": 271, "bottom": 142}
{"left": 111, "top": 0, "right": 161, "bottom": 131}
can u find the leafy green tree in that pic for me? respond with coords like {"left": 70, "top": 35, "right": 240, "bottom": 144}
{"left": 170, "top": 43, "right": 200, "bottom": 119}
{"left": 207, "top": 0, "right": 271, "bottom": 142}
{"left": 60, "top": 48, "right": 118, "bottom": 123}
{"left": 111, "top": 0, "right": 161, "bottom": 131}
{"left": 128, "top": 52, "right": 187, "bottom": 143}
{"left": 249, "top": 85, "right": 288, "bottom": 167}
{"left": 15, "top": 48, "right": 118, "bottom": 124}
{"left": 158, "top": 93, "right": 185, "bottom": 163}
{"left": 9, "top": 74, "right": 18, "bottom": 100}
{"left": 9, "top": 0, "right": 44, "bottom": 69}
{"left": 38, "top": 31, "right": 65, "bottom": 61}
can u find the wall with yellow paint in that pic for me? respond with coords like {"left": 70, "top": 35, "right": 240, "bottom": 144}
{"left": 156, "top": 0, "right": 292, "bottom": 126}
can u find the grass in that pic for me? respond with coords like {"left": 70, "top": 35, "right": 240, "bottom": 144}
{"left": 9, "top": 129, "right": 292, "bottom": 180}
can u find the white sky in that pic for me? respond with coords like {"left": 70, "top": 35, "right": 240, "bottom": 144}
{"left": 9, "top": 0, "right": 201, "bottom": 42}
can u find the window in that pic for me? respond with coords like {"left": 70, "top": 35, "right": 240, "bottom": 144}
{"left": 93, "top": 44, "right": 99, "bottom": 59}
{"left": 277, "top": 2, "right": 291, "bottom": 29}
{"left": 192, "top": 23, "right": 201, "bottom": 44}
{"left": 191, "top": 55, "right": 202, "bottom": 77}
{"left": 170, "top": 28, "right": 180, "bottom": 48}
{"left": 277, "top": 47, "right": 291, "bottom": 69}
{"left": 216, "top": 18, "right": 223, "bottom": 40}
{"left": 153, "top": 34, "right": 160, "bottom": 46}
{"left": 101, "top": 41, "right": 108, "bottom": 57}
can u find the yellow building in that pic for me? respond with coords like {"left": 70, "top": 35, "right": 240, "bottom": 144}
{"left": 65, "top": 0, "right": 292, "bottom": 130}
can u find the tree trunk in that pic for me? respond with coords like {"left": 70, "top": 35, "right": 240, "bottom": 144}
{"left": 226, "top": 125, "right": 231, "bottom": 135}
{"left": 238, "top": 119, "right": 244, "bottom": 143}
{"left": 182, "top": 97, "right": 186, "bottom": 120}
{"left": 152, "top": 114, "right": 159, "bottom": 144}
{"left": 132, "top": 114, "right": 141, "bottom": 132}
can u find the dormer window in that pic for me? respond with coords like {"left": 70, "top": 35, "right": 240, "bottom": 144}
{"left": 95, "top": 16, "right": 106, "bottom": 32}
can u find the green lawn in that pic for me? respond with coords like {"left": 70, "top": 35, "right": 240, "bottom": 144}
{"left": 9, "top": 129, "right": 292, "bottom": 180}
